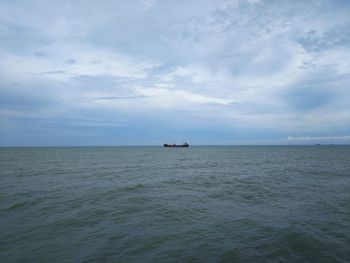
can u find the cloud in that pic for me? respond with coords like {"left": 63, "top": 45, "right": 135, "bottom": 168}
{"left": 0, "top": 0, "right": 350, "bottom": 145}
{"left": 137, "top": 87, "right": 236, "bottom": 106}
{"left": 0, "top": 44, "right": 158, "bottom": 81}
{"left": 65, "top": 58, "right": 77, "bottom": 64}
{"left": 95, "top": 96, "right": 147, "bottom": 100}
{"left": 40, "top": 70, "right": 67, "bottom": 75}
{"left": 287, "top": 136, "right": 350, "bottom": 141}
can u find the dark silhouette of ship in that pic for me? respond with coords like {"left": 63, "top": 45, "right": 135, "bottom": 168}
{"left": 164, "top": 142, "right": 189, "bottom": 147}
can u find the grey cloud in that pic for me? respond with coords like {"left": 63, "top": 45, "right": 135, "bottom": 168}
{"left": 34, "top": 51, "right": 47, "bottom": 57}
{"left": 95, "top": 95, "right": 147, "bottom": 100}
{"left": 40, "top": 70, "right": 67, "bottom": 75}
{"left": 0, "top": 17, "right": 50, "bottom": 54}
{"left": 288, "top": 135, "right": 350, "bottom": 140}
{"left": 0, "top": 88, "right": 59, "bottom": 111}
{"left": 298, "top": 23, "right": 350, "bottom": 52}
{"left": 65, "top": 58, "right": 77, "bottom": 64}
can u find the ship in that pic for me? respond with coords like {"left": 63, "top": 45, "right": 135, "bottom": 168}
{"left": 164, "top": 142, "right": 189, "bottom": 147}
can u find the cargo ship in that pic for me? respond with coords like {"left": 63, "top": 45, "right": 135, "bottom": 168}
{"left": 164, "top": 142, "right": 189, "bottom": 147}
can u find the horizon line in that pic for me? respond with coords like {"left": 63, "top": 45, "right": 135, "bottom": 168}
{"left": 1, "top": 144, "right": 350, "bottom": 148}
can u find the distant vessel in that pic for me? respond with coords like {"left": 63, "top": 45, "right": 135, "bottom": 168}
{"left": 164, "top": 142, "right": 189, "bottom": 147}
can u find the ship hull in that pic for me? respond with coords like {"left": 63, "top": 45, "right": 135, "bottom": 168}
{"left": 164, "top": 144, "right": 189, "bottom": 147}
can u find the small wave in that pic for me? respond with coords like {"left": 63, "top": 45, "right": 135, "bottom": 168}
{"left": 1, "top": 202, "right": 27, "bottom": 211}
{"left": 124, "top": 184, "right": 145, "bottom": 191}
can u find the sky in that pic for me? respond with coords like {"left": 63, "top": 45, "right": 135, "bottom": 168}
{"left": 0, "top": 0, "right": 350, "bottom": 146}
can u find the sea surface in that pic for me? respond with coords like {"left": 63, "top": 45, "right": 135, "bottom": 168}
{"left": 0, "top": 146, "right": 349, "bottom": 262}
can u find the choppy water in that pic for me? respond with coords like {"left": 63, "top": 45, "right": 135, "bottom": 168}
{"left": 1, "top": 146, "right": 349, "bottom": 262}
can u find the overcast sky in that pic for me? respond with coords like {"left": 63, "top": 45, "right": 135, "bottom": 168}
{"left": 0, "top": 0, "right": 350, "bottom": 146}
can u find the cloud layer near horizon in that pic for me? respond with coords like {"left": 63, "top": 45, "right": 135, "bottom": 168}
{"left": 1, "top": 0, "right": 350, "bottom": 145}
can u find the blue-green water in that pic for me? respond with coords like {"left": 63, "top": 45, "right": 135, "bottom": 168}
{"left": 1, "top": 146, "right": 349, "bottom": 262}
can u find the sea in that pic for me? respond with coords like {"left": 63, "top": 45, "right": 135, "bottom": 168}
{"left": 0, "top": 146, "right": 349, "bottom": 262}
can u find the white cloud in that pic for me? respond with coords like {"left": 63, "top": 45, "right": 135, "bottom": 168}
{"left": 0, "top": 44, "right": 158, "bottom": 81}
{"left": 142, "top": 0, "right": 155, "bottom": 11}
{"left": 137, "top": 87, "right": 235, "bottom": 106}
